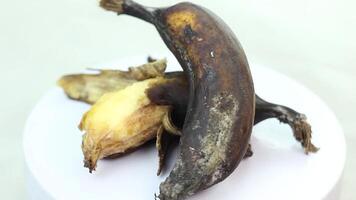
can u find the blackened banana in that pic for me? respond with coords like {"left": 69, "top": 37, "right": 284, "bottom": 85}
{"left": 100, "top": 1, "right": 255, "bottom": 199}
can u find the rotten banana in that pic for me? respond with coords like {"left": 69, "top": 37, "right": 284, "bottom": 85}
{"left": 100, "top": 1, "right": 255, "bottom": 199}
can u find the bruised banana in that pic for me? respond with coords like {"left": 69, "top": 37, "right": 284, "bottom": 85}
{"left": 59, "top": 1, "right": 319, "bottom": 198}
{"left": 101, "top": 1, "right": 255, "bottom": 199}
{"left": 98, "top": 0, "right": 311, "bottom": 199}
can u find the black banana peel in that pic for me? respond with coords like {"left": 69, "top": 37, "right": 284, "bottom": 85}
{"left": 100, "top": 1, "right": 255, "bottom": 199}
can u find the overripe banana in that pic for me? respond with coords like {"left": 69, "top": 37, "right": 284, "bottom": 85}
{"left": 101, "top": 1, "right": 255, "bottom": 199}
{"left": 57, "top": 0, "right": 319, "bottom": 198}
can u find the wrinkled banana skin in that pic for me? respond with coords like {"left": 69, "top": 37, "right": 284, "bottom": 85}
{"left": 155, "top": 4, "right": 255, "bottom": 199}
{"left": 100, "top": 1, "right": 254, "bottom": 199}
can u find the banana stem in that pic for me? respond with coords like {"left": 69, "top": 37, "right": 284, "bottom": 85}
{"left": 100, "top": 0, "right": 157, "bottom": 24}
{"left": 255, "top": 95, "right": 319, "bottom": 153}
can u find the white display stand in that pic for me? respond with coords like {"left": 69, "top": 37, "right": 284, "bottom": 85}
{"left": 23, "top": 56, "right": 345, "bottom": 200}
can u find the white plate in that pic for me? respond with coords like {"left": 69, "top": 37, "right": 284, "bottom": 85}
{"left": 23, "top": 55, "right": 345, "bottom": 200}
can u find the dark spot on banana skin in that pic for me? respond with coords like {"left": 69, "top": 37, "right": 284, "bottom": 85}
{"left": 183, "top": 25, "right": 198, "bottom": 44}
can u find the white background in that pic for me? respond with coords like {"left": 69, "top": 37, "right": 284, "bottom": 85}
{"left": 0, "top": 0, "right": 355, "bottom": 199}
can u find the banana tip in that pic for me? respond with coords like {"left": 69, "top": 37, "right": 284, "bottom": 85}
{"left": 57, "top": 76, "right": 69, "bottom": 88}
{"left": 82, "top": 134, "right": 102, "bottom": 173}
{"left": 84, "top": 159, "right": 97, "bottom": 173}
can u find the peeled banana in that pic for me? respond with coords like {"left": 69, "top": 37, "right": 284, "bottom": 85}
{"left": 79, "top": 77, "right": 170, "bottom": 172}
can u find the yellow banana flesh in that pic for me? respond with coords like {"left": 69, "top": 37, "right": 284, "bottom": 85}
{"left": 79, "top": 77, "right": 170, "bottom": 172}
